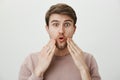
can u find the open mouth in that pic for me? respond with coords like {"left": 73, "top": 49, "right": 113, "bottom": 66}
{"left": 59, "top": 37, "right": 63, "bottom": 39}
{"left": 59, "top": 37, "right": 65, "bottom": 42}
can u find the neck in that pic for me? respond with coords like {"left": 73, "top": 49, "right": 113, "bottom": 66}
{"left": 54, "top": 47, "right": 69, "bottom": 57}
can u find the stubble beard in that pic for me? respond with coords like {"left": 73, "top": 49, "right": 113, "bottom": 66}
{"left": 55, "top": 41, "right": 67, "bottom": 50}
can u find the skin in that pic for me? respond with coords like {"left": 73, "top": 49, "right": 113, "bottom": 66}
{"left": 34, "top": 14, "right": 91, "bottom": 80}
{"left": 34, "top": 39, "right": 56, "bottom": 77}
{"left": 67, "top": 38, "right": 91, "bottom": 80}
{"left": 46, "top": 14, "right": 76, "bottom": 51}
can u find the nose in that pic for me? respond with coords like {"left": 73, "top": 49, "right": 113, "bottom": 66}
{"left": 58, "top": 26, "right": 64, "bottom": 34}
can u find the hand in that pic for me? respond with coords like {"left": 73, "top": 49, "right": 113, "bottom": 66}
{"left": 34, "top": 39, "right": 56, "bottom": 77}
{"left": 67, "top": 38, "right": 85, "bottom": 70}
{"left": 67, "top": 38, "right": 91, "bottom": 80}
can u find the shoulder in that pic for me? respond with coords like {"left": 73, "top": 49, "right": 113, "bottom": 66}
{"left": 19, "top": 52, "right": 41, "bottom": 78}
{"left": 83, "top": 52, "right": 98, "bottom": 68}
{"left": 22, "top": 52, "right": 41, "bottom": 67}
{"left": 83, "top": 51, "right": 94, "bottom": 60}
{"left": 28, "top": 52, "right": 41, "bottom": 60}
{"left": 83, "top": 52, "right": 101, "bottom": 79}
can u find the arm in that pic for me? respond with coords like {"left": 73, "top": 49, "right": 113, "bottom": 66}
{"left": 78, "top": 62, "right": 91, "bottom": 80}
{"left": 19, "top": 39, "right": 56, "bottom": 80}
{"left": 19, "top": 55, "right": 43, "bottom": 80}
{"left": 67, "top": 38, "right": 101, "bottom": 80}
{"left": 67, "top": 38, "right": 91, "bottom": 80}
{"left": 90, "top": 56, "right": 101, "bottom": 80}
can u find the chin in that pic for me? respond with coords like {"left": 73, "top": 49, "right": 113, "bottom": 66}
{"left": 56, "top": 42, "right": 67, "bottom": 50}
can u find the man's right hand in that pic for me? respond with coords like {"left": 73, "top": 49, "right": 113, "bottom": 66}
{"left": 34, "top": 39, "right": 56, "bottom": 77}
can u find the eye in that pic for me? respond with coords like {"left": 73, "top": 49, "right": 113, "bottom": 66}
{"left": 52, "top": 23, "right": 59, "bottom": 27}
{"left": 64, "top": 23, "right": 71, "bottom": 27}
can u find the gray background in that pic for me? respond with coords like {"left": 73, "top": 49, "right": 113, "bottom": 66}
{"left": 0, "top": 0, "right": 120, "bottom": 80}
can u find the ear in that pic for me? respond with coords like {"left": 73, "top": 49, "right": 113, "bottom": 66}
{"left": 73, "top": 25, "right": 76, "bottom": 34}
{"left": 45, "top": 25, "right": 49, "bottom": 34}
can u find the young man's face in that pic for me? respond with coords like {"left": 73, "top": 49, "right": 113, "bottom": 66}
{"left": 46, "top": 14, "right": 76, "bottom": 50}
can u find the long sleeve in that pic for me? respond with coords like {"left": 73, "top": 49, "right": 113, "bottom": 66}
{"left": 19, "top": 52, "right": 101, "bottom": 80}
{"left": 90, "top": 55, "right": 101, "bottom": 80}
{"left": 19, "top": 53, "right": 43, "bottom": 80}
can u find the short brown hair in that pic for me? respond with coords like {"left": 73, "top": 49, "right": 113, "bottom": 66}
{"left": 45, "top": 3, "right": 77, "bottom": 26}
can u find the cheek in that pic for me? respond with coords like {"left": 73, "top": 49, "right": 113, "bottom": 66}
{"left": 49, "top": 28, "right": 58, "bottom": 39}
{"left": 65, "top": 28, "right": 75, "bottom": 37}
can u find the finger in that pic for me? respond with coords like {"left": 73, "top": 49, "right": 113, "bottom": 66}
{"left": 44, "top": 39, "right": 53, "bottom": 52}
{"left": 68, "top": 43, "right": 84, "bottom": 64}
{"left": 68, "top": 41, "right": 75, "bottom": 54}
{"left": 67, "top": 38, "right": 84, "bottom": 59}
{"left": 67, "top": 44, "right": 76, "bottom": 60}
{"left": 69, "top": 38, "right": 83, "bottom": 56}
{"left": 46, "top": 39, "right": 55, "bottom": 53}
{"left": 70, "top": 38, "right": 83, "bottom": 53}
{"left": 67, "top": 38, "right": 78, "bottom": 54}
{"left": 49, "top": 45, "right": 56, "bottom": 58}
{"left": 67, "top": 38, "right": 76, "bottom": 57}
{"left": 46, "top": 40, "right": 55, "bottom": 55}
{"left": 67, "top": 39, "right": 77, "bottom": 57}
{"left": 46, "top": 39, "right": 55, "bottom": 48}
{"left": 69, "top": 38, "right": 78, "bottom": 52}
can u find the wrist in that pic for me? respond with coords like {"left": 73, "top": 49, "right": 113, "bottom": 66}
{"left": 34, "top": 68, "right": 44, "bottom": 77}
{"left": 79, "top": 65, "right": 89, "bottom": 72}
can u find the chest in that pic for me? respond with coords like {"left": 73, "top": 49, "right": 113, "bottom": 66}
{"left": 44, "top": 56, "right": 82, "bottom": 80}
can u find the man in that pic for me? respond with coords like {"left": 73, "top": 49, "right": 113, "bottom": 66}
{"left": 19, "top": 3, "right": 101, "bottom": 80}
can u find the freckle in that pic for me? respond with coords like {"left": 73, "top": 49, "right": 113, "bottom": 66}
{"left": 66, "top": 30, "right": 70, "bottom": 33}
{"left": 50, "top": 29, "right": 58, "bottom": 38}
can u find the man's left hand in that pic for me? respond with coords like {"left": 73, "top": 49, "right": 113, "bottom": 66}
{"left": 67, "top": 38, "right": 87, "bottom": 70}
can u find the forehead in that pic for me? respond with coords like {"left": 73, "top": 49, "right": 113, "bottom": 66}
{"left": 49, "top": 14, "right": 73, "bottom": 23}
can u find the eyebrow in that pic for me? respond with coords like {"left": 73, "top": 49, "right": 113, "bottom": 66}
{"left": 50, "top": 20, "right": 73, "bottom": 23}
{"left": 64, "top": 20, "right": 73, "bottom": 22}
{"left": 51, "top": 20, "right": 59, "bottom": 23}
